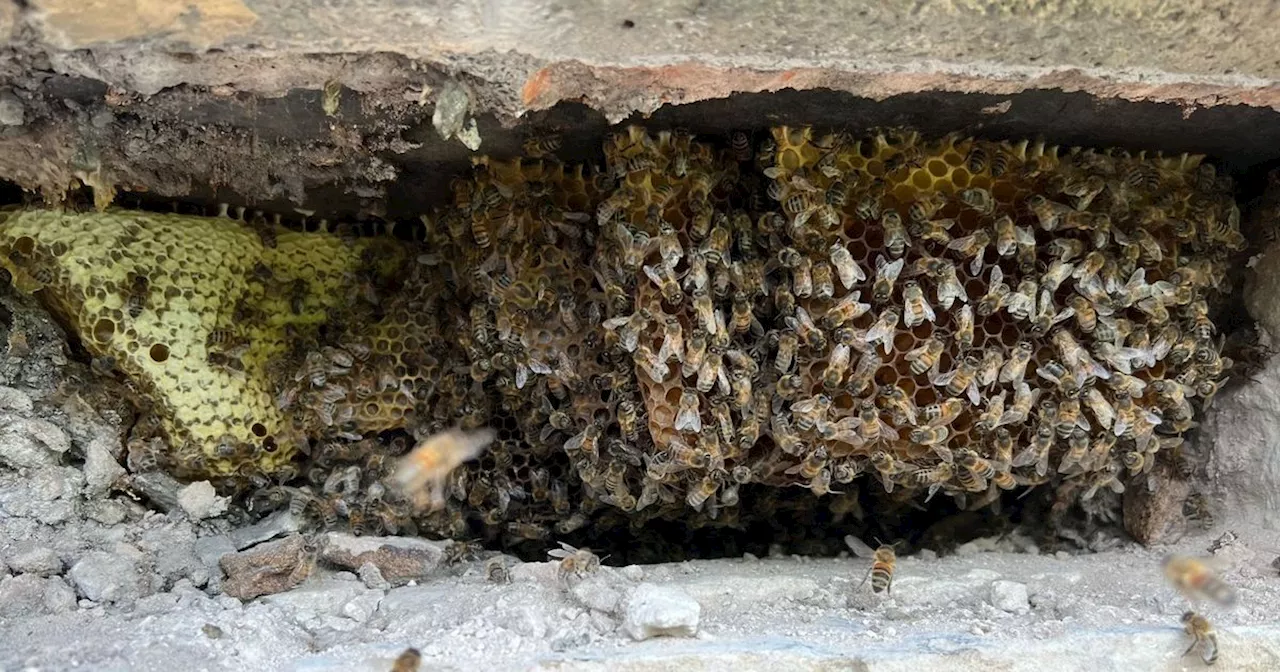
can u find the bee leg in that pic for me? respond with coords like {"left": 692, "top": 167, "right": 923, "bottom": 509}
{"left": 1182, "top": 638, "right": 1198, "bottom": 657}
{"left": 856, "top": 565, "right": 874, "bottom": 591}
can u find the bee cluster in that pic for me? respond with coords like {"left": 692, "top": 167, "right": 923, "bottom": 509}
{"left": 0, "top": 124, "right": 1245, "bottom": 546}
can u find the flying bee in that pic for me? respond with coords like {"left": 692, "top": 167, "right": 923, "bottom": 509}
{"left": 864, "top": 307, "right": 900, "bottom": 355}
{"left": 391, "top": 428, "right": 495, "bottom": 511}
{"left": 976, "top": 265, "right": 1010, "bottom": 316}
{"left": 787, "top": 306, "right": 828, "bottom": 350}
{"left": 904, "top": 337, "right": 945, "bottom": 376}
{"left": 643, "top": 262, "right": 684, "bottom": 305}
{"left": 931, "top": 355, "right": 981, "bottom": 405}
{"left": 872, "top": 255, "right": 906, "bottom": 304}
{"left": 829, "top": 243, "right": 866, "bottom": 289}
{"left": 823, "top": 343, "right": 851, "bottom": 392}
{"left": 999, "top": 341, "right": 1035, "bottom": 385}
{"left": 1163, "top": 555, "right": 1237, "bottom": 606}
{"left": 1181, "top": 611, "right": 1219, "bottom": 667}
{"left": 955, "top": 304, "right": 975, "bottom": 349}
{"left": 1013, "top": 424, "right": 1055, "bottom": 477}
{"left": 901, "top": 281, "right": 936, "bottom": 328}
{"left": 882, "top": 210, "right": 910, "bottom": 257}
{"left": 845, "top": 535, "right": 897, "bottom": 595}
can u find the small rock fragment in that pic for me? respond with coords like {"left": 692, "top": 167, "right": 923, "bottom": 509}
{"left": 0, "top": 574, "right": 49, "bottom": 617}
{"left": 7, "top": 545, "right": 63, "bottom": 576}
{"left": 68, "top": 551, "right": 147, "bottom": 604}
{"left": 43, "top": 576, "right": 77, "bottom": 613}
{"left": 341, "top": 591, "right": 383, "bottom": 622}
{"left": 318, "top": 532, "right": 445, "bottom": 586}
{"left": 125, "top": 471, "right": 184, "bottom": 513}
{"left": 571, "top": 576, "right": 622, "bottom": 614}
{"left": 202, "top": 623, "right": 224, "bottom": 639}
{"left": 620, "top": 565, "right": 645, "bottom": 581}
{"left": 228, "top": 509, "right": 300, "bottom": 549}
{"left": 82, "top": 437, "right": 126, "bottom": 497}
{"left": 177, "top": 480, "right": 229, "bottom": 520}
{"left": 621, "top": 583, "right": 701, "bottom": 641}
{"left": 0, "top": 89, "right": 23, "bottom": 126}
{"left": 219, "top": 534, "right": 313, "bottom": 600}
{"left": 357, "top": 562, "right": 390, "bottom": 590}
{"left": 432, "top": 81, "right": 470, "bottom": 141}
{"left": 989, "top": 580, "right": 1030, "bottom": 614}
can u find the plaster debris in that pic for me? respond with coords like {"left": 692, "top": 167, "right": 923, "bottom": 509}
{"left": 6, "top": 545, "right": 62, "bottom": 576}
{"left": 68, "top": 551, "right": 148, "bottom": 604}
{"left": 990, "top": 580, "right": 1031, "bottom": 614}
{"left": 0, "top": 89, "right": 23, "bottom": 126}
{"left": 82, "top": 437, "right": 125, "bottom": 497}
{"left": 176, "top": 480, "right": 229, "bottom": 520}
{"left": 621, "top": 583, "right": 701, "bottom": 641}
{"left": 357, "top": 562, "right": 390, "bottom": 590}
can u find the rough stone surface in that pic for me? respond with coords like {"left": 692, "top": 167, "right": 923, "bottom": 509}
{"left": 42, "top": 576, "right": 76, "bottom": 614}
{"left": 0, "top": 90, "right": 23, "bottom": 127}
{"left": 219, "top": 534, "right": 312, "bottom": 600}
{"left": 1123, "top": 464, "right": 1193, "bottom": 545}
{"left": 6, "top": 545, "right": 62, "bottom": 577}
{"left": 0, "top": 574, "right": 50, "bottom": 618}
{"left": 621, "top": 583, "right": 701, "bottom": 641}
{"left": 176, "top": 480, "right": 228, "bottom": 520}
{"left": 989, "top": 580, "right": 1030, "bottom": 614}
{"left": 317, "top": 533, "right": 445, "bottom": 586}
{"left": 1205, "top": 355, "right": 1280, "bottom": 530}
{"left": 81, "top": 436, "right": 125, "bottom": 497}
{"left": 68, "top": 551, "right": 147, "bottom": 604}
{"left": 228, "top": 510, "right": 300, "bottom": 550}
{"left": 356, "top": 562, "right": 389, "bottom": 591}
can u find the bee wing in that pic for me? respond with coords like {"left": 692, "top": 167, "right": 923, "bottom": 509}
{"left": 884, "top": 257, "right": 905, "bottom": 281}
{"left": 675, "top": 406, "right": 703, "bottom": 432}
{"left": 966, "top": 381, "right": 981, "bottom": 406}
{"left": 922, "top": 299, "right": 936, "bottom": 324}
{"left": 880, "top": 424, "right": 900, "bottom": 441}
{"left": 547, "top": 549, "right": 572, "bottom": 559}
{"left": 844, "top": 535, "right": 876, "bottom": 558}
{"left": 930, "top": 364, "right": 957, "bottom": 388}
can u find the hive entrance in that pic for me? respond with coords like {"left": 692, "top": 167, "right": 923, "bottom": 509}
{"left": 0, "top": 88, "right": 1266, "bottom": 564}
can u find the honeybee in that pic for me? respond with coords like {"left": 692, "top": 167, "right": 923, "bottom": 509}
{"left": 913, "top": 461, "right": 954, "bottom": 501}
{"left": 602, "top": 308, "right": 652, "bottom": 354}
{"left": 901, "top": 281, "right": 936, "bottom": 328}
{"left": 922, "top": 397, "right": 963, "bottom": 428}
{"left": 845, "top": 535, "right": 897, "bottom": 595}
{"left": 958, "top": 186, "right": 995, "bottom": 214}
{"left": 1085, "top": 432, "right": 1117, "bottom": 472}
{"left": 1164, "top": 555, "right": 1237, "bottom": 606}
{"left": 692, "top": 290, "right": 716, "bottom": 335}
{"left": 907, "top": 191, "right": 948, "bottom": 224}
{"left": 864, "top": 307, "right": 900, "bottom": 355}
{"left": 787, "top": 306, "right": 828, "bottom": 350}
{"left": 830, "top": 243, "right": 866, "bottom": 289}
{"left": 565, "top": 423, "right": 601, "bottom": 460}
{"left": 993, "top": 214, "right": 1017, "bottom": 257}
{"left": 643, "top": 262, "right": 684, "bottom": 305}
{"left": 977, "top": 265, "right": 1011, "bottom": 316}
{"left": 1054, "top": 398, "right": 1089, "bottom": 437}
{"left": 813, "top": 261, "right": 836, "bottom": 300}
{"left": 1012, "top": 424, "right": 1055, "bottom": 477}
{"left": 995, "top": 341, "right": 1033, "bottom": 385}
{"left": 974, "top": 390, "right": 1006, "bottom": 433}
{"left": 771, "top": 329, "right": 799, "bottom": 374}
{"left": 786, "top": 445, "right": 830, "bottom": 482}
{"left": 904, "top": 337, "right": 944, "bottom": 376}
{"left": 847, "top": 350, "right": 882, "bottom": 396}
{"left": 697, "top": 346, "right": 728, "bottom": 395}
{"left": 1056, "top": 428, "right": 1090, "bottom": 475}
{"left": 931, "top": 355, "right": 981, "bottom": 405}
{"left": 656, "top": 315, "right": 685, "bottom": 364}
{"left": 882, "top": 211, "right": 910, "bottom": 257}
{"left": 674, "top": 389, "right": 703, "bottom": 432}
{"left": 872, "top": 255, "right": 906, "bottom": 304}
{"left": 686, "top": 472, "right": 721, "bottom": 510}
{"left": 792, "top": 256, "right": 814, "bottom": 298}
{"left": 823, "top": 343, "right": 851, "bottom": 392}
{"left": 702, "top": 223, "right": 731, "bottom": 267}
{"left": 977, "top": 349, "right": 1004, "bottom": 389}
{"left": 1079, "top": 387, "right": 1115, "bottom": 430}
{"left": 909, "top": 424, "right": 950, "bottom": 447}
{"left": 730, "top": 291, "right": 754, "bottom": 335}
{"left": 880, "top": 384, "right": 919, "bottom": 426}
{"left": 1026, "top": 194, "right": 1072, "bottom": 231}
{"left": 956, "top": 450, "right": 994, "bottom": 493}
{"left": 822, "top": 291, "right": 871, "bottom": 329}
{"left": 548, "top": 541, "right": 601, "bottom": 582}
{"left": 1005, "top": 279, "right": 1038, "bottom": 322}
{"left": 392, "top": 428, "right": 495, "bottom": 511}
{"left": 125, "top": 273, "right": 150, "bottom": 319}
{"left": 910, "top": 217, "right": 956, "bottom": 246}
{"left": 955, "top": 304, "right": 975, "bottom": 349}
{"left": 858, "top": 399, "right": 899, "bottom": 442}
{"left": 1181, "top": 611, "right": 1219, "bottom": 666}
{"left": 391, "top": 647, "right": 422, "bottom": 672}
{"left": 772, "top": 281, "right": 796, "bottom": 317}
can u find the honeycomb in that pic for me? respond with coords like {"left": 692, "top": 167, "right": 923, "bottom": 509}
{"left": 0, "top": 125, "right": 1245, "bottom": 544}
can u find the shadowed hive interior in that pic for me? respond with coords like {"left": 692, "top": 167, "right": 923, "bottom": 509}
{"left": 0, "top": 125, "right": 1245, "bottom": 557}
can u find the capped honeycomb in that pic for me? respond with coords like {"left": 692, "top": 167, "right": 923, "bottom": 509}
{"left": 0, "top": 124, "right": 1245, "bottom": 545}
